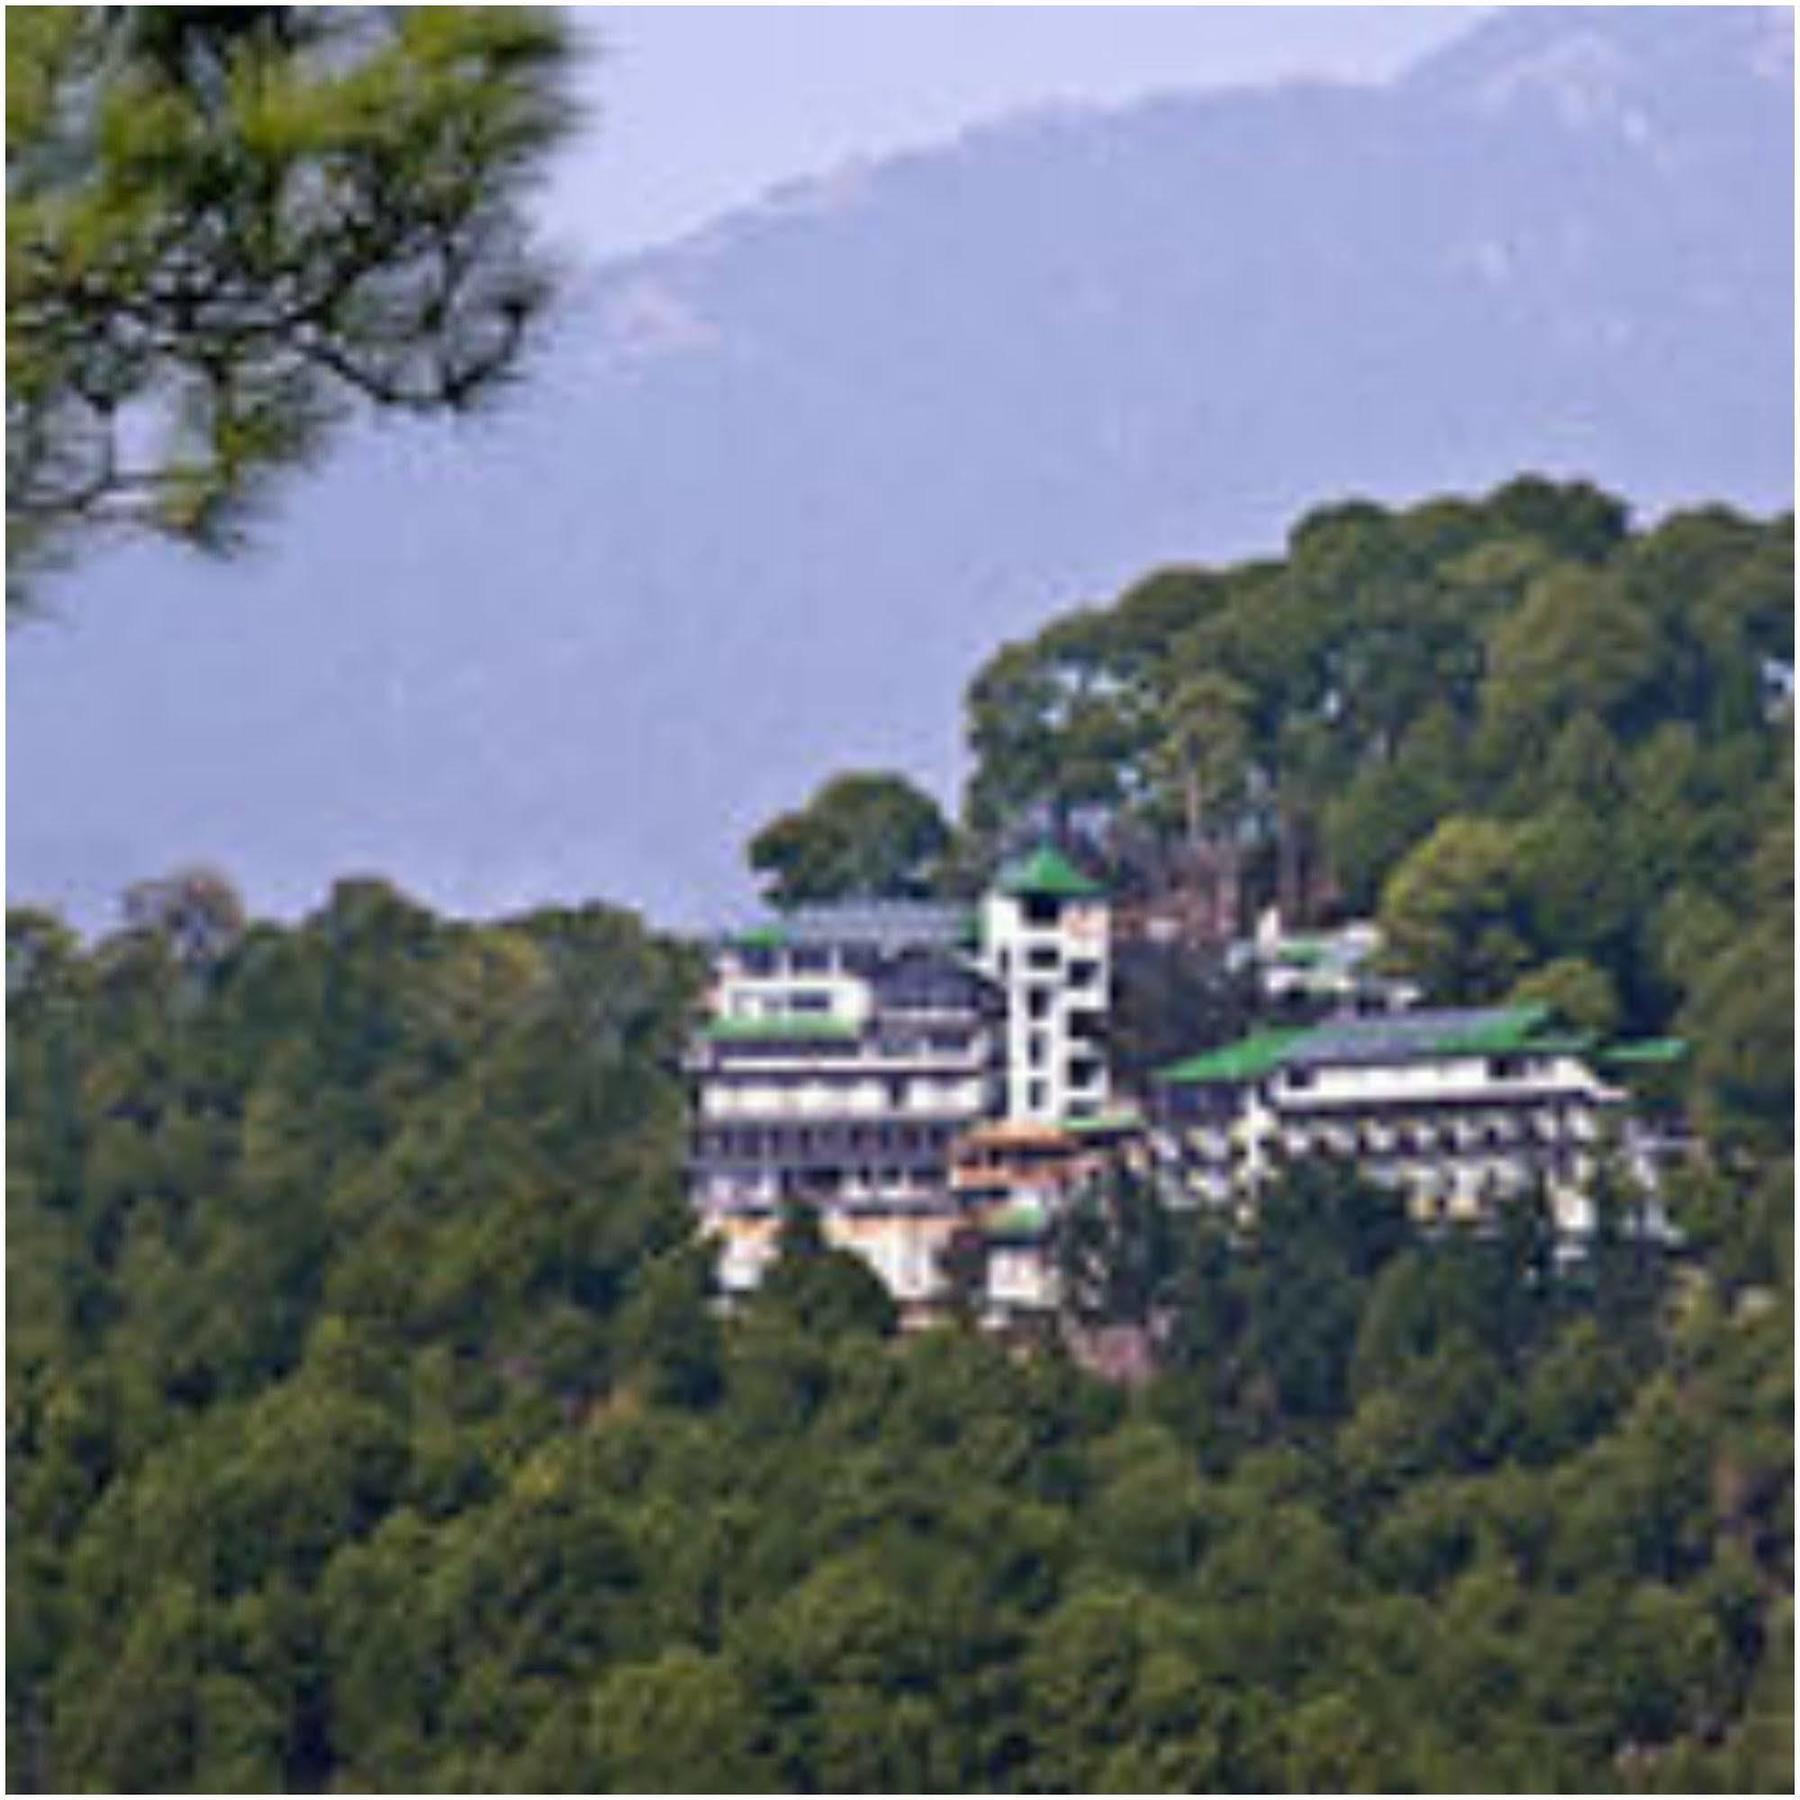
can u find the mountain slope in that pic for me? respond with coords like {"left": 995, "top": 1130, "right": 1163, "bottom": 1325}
{"left": 9, "top": 6, "right": 1792, "bottom": 928}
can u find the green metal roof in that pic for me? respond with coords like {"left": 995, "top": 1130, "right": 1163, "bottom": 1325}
{"left": 1158, "top": 1004, "right": 1587, "bottom": 1088}
{"left": 734, "top": 923, "right": 788, "bottom": 950}
{"left": 702, "top": 1014, "right": 859, "bottom": 1043}
{"left": 984, "top": 1196, "right": 1052, "bottom": 1241}
{"left": 1431, "top": 1003, "right": 1554, "bottom": 1054}
{"left": 1271, "top": 940, "right": 1331, "bottom": 969}
{"left": 1602, "top": 1038, "right": 1689, "bottom": 1067}
{"left": 1159, "top": 1028, "right": 1309, "bottom": 1086}
{"left": 996, "top": 846, "right": 1105, "bottom": 901}
{"left": 1060, "top": 1108, "right": 1143, "bottom": 1136}
{"left": 1512, "top": 1031, "right": 1595, "bottom": 1057}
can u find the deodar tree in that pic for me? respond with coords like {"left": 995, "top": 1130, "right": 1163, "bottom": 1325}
{"left": 6, "top": 6, "right": 572, "bottom": 605}
{"left": 747, "top": 771, "right": 954, "bottom": 908}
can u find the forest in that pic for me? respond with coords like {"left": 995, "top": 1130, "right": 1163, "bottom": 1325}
{"left": 7, "top": 478, "right": 1793, "bottom": 1792}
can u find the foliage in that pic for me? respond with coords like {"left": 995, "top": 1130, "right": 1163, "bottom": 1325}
{"left": 7, "top": 6, "right": 572, "bottom": 601}
{"left": 8, "top": 876, "right": 1791, "bottom": 1796}
{"left": 959, "top": 480, "right": 1790, "bottom": 1149}
{"left": 8, "top": 476, "right": 1793, "bottom": 1793}
{"left": 746, "top": 770, "right": 954, "bottom": 908}
{"left": 1105, "top": 938, "right": 1260, "bottom": 1096}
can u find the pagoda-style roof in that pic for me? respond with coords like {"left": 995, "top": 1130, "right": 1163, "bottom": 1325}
{"left": 996, "top": 845, "right": 1105, "bottom": 901}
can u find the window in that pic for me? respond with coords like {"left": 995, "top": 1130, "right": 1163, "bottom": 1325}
{"left": 1027, "top": 988, "right": 1051, "bottom": 1021}
{"left": 1068, "top": 957, "right": 1101, "bottom": 989}
{"left": 1026, "top": 946, "right": 1060, "bottom": 973}
{"left": 789, "top": 989, "right": 831, "bottom": 1013}
{"left": 1024, "top": 894, "right": 1060, "bottom": 927}
{"left": 1027, "top": 1031, "right": 1047, "bottom": 1067}
{"left": 1027, "top": 1080, "right": 1047, "bottom": 1111}
{"left": 1067, "top": 1008, "right": 1103, "bottom": 1044}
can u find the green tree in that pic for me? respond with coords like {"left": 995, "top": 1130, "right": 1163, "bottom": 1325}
{"left": 753, "top": 1201, "right": 898, "bottom": 1339}
{"left": 119, "top": 865, "right": 247, "bottom": 970}
{"left": 1379, "top": 815, "right": 1537, "bottom": 1001}
{"left": 581, "top": 1648, "right": 772, "bottom": 1792}
{"left": 7, "top": 7, "right": 571, "bottom": 600}
{"left": 1052, "top": 1163, "right": 1180, "bottom": 1335}
{"left": 611, "top": 1241, "right": 723, "bottom": 1408}
{"left": 1508, "top": 955, "right": 1620, "bottom": 1039}
{"left": 747, "top": 771, "right": 953, "bottom": 907}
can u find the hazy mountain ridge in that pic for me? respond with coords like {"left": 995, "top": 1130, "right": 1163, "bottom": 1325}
{"left": 9, "top": 7, "right": 1792, "bottom": 929}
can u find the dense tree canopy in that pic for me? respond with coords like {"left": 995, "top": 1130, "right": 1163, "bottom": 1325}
{"left": 959, "top": 478, "right": 1793, "bottom": 1137}
{"left": 746, "top": 769, "right": 954, "bottom": 908}
{"left": 8, "top": 869, "right": 1791, "bottom": 1792}
{"left": 6, "top": 6, "right": 572, "bottom": 602}
{"left": 8, "top": 477, "right": 1792, "bottom": 1792}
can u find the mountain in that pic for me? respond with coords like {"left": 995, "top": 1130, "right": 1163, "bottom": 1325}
{"left": 8, "top": 6, "right": 1792, "bottom": 931}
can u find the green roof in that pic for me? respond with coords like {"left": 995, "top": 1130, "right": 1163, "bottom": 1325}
{"left": 1159, "top": 1028, "right": 1309, "bottom": 1087}
{"left": 1272, "top": 940, "right": 1331, "bottom": 969}
{"left": 1432, "top": 1003, "right": 1554, "bottom": 1055}
{"left": 734, "top": 923, "right": 788, "bottom": 950}
{"left": 1514, "top": 1031, "right": 1595, "bottom": 1057}
{"left": 1158, "top": 1005, "right": 1585, "bottom": 1089}
{"left": 996, "top": 846, "right": 1105, "bottom": 901}
{"left": 984, "top": 1196, "right": 1052, "bottom": 1241}
{"left": 1060, "top": 1108, "right": 1143, "bottom": 1136}
{"left": 702, "top": 1014, "right": 859, "bottom": 1043}
{"left": 1602, "top": 1038, "right": 1689, "bottom": 1067}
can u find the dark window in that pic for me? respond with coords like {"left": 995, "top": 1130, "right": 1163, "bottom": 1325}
{"left": 1067, "top": 1008, "right": 1103, "bottom": 1044}
{"left": 1023, "top": 894, "right": 1060, "bottom": 927}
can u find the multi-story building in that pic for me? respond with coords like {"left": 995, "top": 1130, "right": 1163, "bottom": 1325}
{"left": 1229, "top": 909, "right": 1422, "bottom": 1016}
{"left": 1150, "top": 1004, "right": 1635, "bottom": 1235}
{"left": 685, "top": 900, "right": 1001, "bottom": 1303}
{"left": 947, "top": 1119, "right": 1103, "bottom": 1318}
{"left": 977, "top": 847, "right": 1112, "bottom": 1125}
{"left": 686, "top": 850, "right": 1116, "bottom": 1307}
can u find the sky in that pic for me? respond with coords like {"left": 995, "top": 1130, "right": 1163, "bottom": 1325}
{"left": 541, "top": 6, "right": 1487, "bottom": 262}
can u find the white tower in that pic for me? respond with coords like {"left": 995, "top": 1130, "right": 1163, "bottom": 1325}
{"left": 979, "top": 847, "right": 1111, "bottom": 1124}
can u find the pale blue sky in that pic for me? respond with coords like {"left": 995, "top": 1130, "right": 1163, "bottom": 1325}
{"left": 543, "top": 6, "right": 1487, "bottom": 260}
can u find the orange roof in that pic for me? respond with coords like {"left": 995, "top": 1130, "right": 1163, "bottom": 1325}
{"left": 955, "top": 1119, "right": 1076, "bottom": 1152}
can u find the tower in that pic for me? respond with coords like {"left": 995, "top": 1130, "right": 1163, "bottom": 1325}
{"left": 978, "top": 846, "right": 1111, "bottom": 1124}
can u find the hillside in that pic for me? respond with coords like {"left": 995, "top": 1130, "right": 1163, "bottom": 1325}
{"left": 10, "top": 466, "right": 1792, "bottom": 1789}
{"left": 8, "top": 6, "right": 1793, "bottom": 929}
